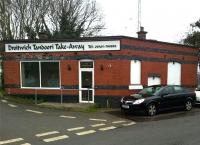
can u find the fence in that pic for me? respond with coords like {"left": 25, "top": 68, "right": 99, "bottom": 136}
{"left": 33, "top": 88, "right": 93, "bottom": 105}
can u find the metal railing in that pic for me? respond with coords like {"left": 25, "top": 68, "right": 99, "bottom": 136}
{"left": 34, "top": 87, "right": 93, "bottom": 105}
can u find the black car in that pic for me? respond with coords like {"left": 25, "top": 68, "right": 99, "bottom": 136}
{"left": 120, "top": 85, "right": 196, "bottom": 116}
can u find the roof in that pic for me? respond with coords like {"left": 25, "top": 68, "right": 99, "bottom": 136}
{"left": 0, "top": 35, "right": 199, "bottom": 51}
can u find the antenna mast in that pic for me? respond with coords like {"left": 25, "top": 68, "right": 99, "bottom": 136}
{"left": 138, "top": 0, "right": 141, "bottom": 31}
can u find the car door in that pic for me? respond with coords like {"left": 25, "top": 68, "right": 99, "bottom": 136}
{"left": 160, "top": 86, "right": 176, "bottom": 109}
{"left": 172, "top": 86, "right": 186, "bottom": 107}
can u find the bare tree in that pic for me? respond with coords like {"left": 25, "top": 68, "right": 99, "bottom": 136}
{"left": 0, "top": 0, "right": 104, "bottom": 40}
{"left": 0, "top": 0, "right": 13, "bottom": 40}
{"left": 47, "top": 0, "right": 104, "bottom": 38}
{"left": 11, "top": 0, "right": 50, "bottom": 39}
{"left": 0, "top": 0, "right": 49, "bottom": 40}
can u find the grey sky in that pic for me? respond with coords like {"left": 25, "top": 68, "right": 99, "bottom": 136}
{"left": 96, "top": 0, "right": 200, "bottom": 43}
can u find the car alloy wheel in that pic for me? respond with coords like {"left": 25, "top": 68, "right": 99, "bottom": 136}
{"left": 147, "top": 104, "right": 157, "bottom": 116}
{"left": 185, "top": 100, "right": 192, "bottom": 111}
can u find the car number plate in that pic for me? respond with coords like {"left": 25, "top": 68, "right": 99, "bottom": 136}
{"left": 122, "top": 104, "right": 129, "bottom": 109}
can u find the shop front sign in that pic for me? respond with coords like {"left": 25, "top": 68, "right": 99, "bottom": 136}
{"left": 5, "top": 40, "right": 120, "bottom": 52}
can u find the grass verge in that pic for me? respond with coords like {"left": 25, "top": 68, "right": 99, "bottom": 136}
{"left": 0, "top": 89, "right": 43, "bottom": 105}
{"left": 37, "top": 103, "right": 100, "bottom": 113}
{"left": 0, "top": 89, "right": 111, "bottom": 113}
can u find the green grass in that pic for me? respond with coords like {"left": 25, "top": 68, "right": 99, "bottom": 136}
{"left": 0, "top": 89, "right": 44, "bottom": 105}
{"left": 0, "top": 89, "right": 5, "bottom": 98}
{"left": 5, "top": 96, "right": 37, "bottom": 105}
{"left": 38, "top": 103, "right": 101, "bottom": 112}
{"left": 0, "top": 89, "right": 104, "bottom": 112}
{"left": 83, "top": 104, "right": 99, "bottom": 112}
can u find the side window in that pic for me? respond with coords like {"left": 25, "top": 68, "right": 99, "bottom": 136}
{"left": 196, "top": 85, "right": 200, "bottom": 91}
{"left": 162, "top": 87, "right": 174, "bottom": 95}
{"left": 174, "top": 86, "right": 183, "bottom": 93}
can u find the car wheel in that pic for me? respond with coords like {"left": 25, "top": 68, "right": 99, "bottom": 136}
{"left": 185, "top": 100, "right": 192, "bottom": 111}
{"left": 146, "top": 103, "right": 157, "bottom": 116}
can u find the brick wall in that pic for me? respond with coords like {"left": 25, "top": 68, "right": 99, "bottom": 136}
{"left": 3, "top": 60, "right": 20, "bottom": 87}
{"left": 2, "top": 37, "right": 198, "bottom": 105}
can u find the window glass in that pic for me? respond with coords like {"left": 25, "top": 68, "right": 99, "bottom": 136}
{"left": 196, "top": 85, "right": 200, "bottom": 91}
{"left": 154, "top": 87, "right": 164, "bottom": 96}
{"left": 81, "top": 90, "right": 93, "bottom": 101}
{"left": 41, "top": 62, "right": 60, "bottom": 87}
{"left": 21, "top": 61, "right": 60, "bottom": 88}
{"left": 174, "top": 86, "right": 183, "bottom": 93}
{"left": 162, "top": 86, "right": 174, "bottom": 94}
{"left": 21, "top": 62, "right": 40, "bottom": 87}
{"left": 80, "top": 62, "right": 93, "bottom": 68}
{"left": 81, "top": 71, "right": 92, "bottom": 88}
{"left": 139, "top": 87, "right": 154, "bottom": 95}
{"left": 139, "top": 86, "right": 161, "bottom": 96}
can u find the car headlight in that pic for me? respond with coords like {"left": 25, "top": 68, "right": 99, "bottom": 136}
{"left": 133, "top": 99, "right": 145, "bottom": 104}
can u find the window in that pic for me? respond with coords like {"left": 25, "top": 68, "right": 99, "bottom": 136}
{"left": 41, "top": 62, "right": 60, "bottom": 87}
{"left": 139, "top": 87, "right": 154, "bottom": 95}
{"left": 21, "top": 62, "right": 40, "bottom": 87}
{"left": 167, "top": 62, "right": 181, "bottom": 85}
{"left": 173, "top": 86, "right": 183, "bottom": 93}
{"left": 129, "top": 60, "right": 143, "bottom": 90}
{"left": 81, "top": 71, "right": 92, "bottom": 88}
{"left": 162, "top": 86, "right": 174, "bottom": 95}
{"left": 21, "top": 61, "right": 60, "bottom": 88}
{"left": 80, "top": 62, "right": 93, "bottom": 68}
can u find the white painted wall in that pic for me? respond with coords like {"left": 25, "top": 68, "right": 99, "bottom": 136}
{"left": 130, "top": 60, "right": 141, "bottom": 84}
{"left": 167, "top": 62, "right": 181, "bottom": 85}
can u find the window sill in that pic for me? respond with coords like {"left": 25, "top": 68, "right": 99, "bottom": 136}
{"left": 129, "top": 84, "right": 143, "bottom": 90}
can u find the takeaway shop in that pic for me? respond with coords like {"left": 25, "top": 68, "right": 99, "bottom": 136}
{"left": 1, "top": 34, "right": 198, "bottom": 107}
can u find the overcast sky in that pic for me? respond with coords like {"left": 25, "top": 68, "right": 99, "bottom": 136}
{"left": 96, "top": 0, "right": 200, "bottom": 43}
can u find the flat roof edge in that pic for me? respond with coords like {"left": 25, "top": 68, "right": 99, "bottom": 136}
{"left": 0, "top": 35, "right": 199, "bottom": 49}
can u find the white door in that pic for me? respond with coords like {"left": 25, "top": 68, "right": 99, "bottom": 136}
{"left": 167, "top": 62, "right": 181, "bottom": 85}
{"left": 79, "top": 61, "right": 94, "bottom": 103}
{"left": 148, "top": 77, "right": 161, "bottom": 86}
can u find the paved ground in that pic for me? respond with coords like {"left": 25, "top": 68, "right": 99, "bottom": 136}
{"left": 0, "top": 99, "right": 134, "bottom": 145}
{"left": 1, "top": 98, "right": 200, "bottom": 145}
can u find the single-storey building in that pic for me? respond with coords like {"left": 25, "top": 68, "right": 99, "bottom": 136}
{"left": 0, "top": 29, "right": 199, "bottom": 107}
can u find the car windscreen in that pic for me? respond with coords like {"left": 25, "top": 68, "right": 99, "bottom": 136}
{"left": 139, "top": 86, "right": 161, "bottom": 96}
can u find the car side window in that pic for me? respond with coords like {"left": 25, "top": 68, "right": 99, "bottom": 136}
{"left": 162, "top": 87, "right": 174, "bottom": 95}
{"left": 174, "top": 86, "right": 183, "bottom": 93}
{"left": 196, "top": 85, "right": 200, "bottom": 91}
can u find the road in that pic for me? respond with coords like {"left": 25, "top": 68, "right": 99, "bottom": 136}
{"left": 0, "top": 98, "right": 200, "bottom": 145}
